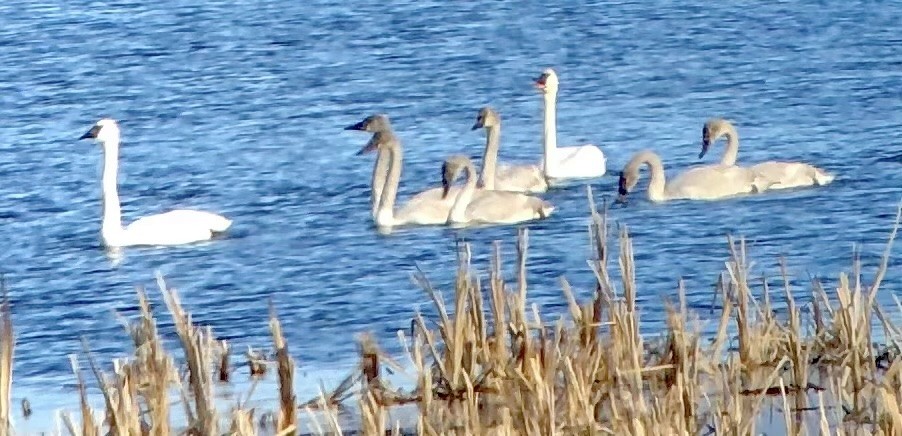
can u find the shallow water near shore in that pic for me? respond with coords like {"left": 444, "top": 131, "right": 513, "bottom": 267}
{"left": 0, "top": 0, "right": 900, "bottom": 430}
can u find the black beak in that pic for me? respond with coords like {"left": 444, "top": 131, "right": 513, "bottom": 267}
{"left": 356, "top": 135, "right": 380, "bottom": 155}
{"left": 698, "top": 139, "right": 710, "bottom": 159}
{"left": 616, "top": 172, "right": 629, "bottom": 203}
{"left": 345, "top": 120, "right": 367, "bottom": 131}
{"left": 80, "top": 125, "right": 101, "bottom": 140}
{"left": 470, "top": 120, "right": 482, "bottom": 131}
{"left": 441, "top": 163, "right": 451, "bottom": 199}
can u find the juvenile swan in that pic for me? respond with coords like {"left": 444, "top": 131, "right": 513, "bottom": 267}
{"left": 617, "top": 150, "right": 764, "bottom": 203}
{"left": 79, "top": 119, "right": 232, "bottom": 247}
{"left": 700, "top": 118, "right": 835, "bottom": 190}
{"left": 348, "top": 115, "right": 453, "bottom": 227}
{"left": 472, "top": 107, "right": 548, "bottom": 193}
{"left": 442, "top": 155, "right": 554, "bottom": 225}
{"left": 534, "top": 68, "right": 607, "bottom": 181}
{"left": 345, "top": 115, "right": 460, "bottom": 218}
{"left": 345, "top": 114, "right": 391, "bottom": 220}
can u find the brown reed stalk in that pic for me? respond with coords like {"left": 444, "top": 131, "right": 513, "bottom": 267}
{"left": 66, "top": 355, "right": 99, "bottom": 436}
{"left": 127, "top": 287, "right": 175, "bottom": 436}
{"left": 269, "top": 304, "right": 296, "bottom": 434}
{"left": 0, "top": 288, "right": 13, "bottom": 434}
{"left": 159, "top": 276, "right": 217, "bottom": 435}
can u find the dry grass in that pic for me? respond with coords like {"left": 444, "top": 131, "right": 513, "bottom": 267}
{"left": 4, "top": 192, "right": 902, "bottom": 435}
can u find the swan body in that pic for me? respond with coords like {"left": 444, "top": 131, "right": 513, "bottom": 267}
{"left": 472, "top": 107, "right": 548, "bottom": 193}
{"left": 79, "top": 119, "right": 232, "bottom": 248}
{"left": 112, "top": 210, "right": 232, "bottom": 246}
{"left": 346, "top": 115, "right": 454, "bottom": 228}
{"left": 442, "top": 155, "right": 554, "bottom": 225}
{"left": 534, "top": 68, "right": 607, "bottom": 181}
{"left": 618, "top": 150, "right": 766, "bottom": 203}
{"left": 700, "top": 118, "right": 835, "bottom": 190}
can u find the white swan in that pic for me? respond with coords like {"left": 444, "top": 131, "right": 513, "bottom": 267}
{"left": 472, "top": 107, "right": 548, "bottom": 193}
{"left": 700, "top": 118, "right": 835, "bottom": 190}
{"left": 442, "top": 155, "right": 554, "bottom": 225}
{"left": 79, "top": 119, "right": 232, "bottom": 247}
{"left": 347, "top": 115, "right": 453, "bottom": 228}
{"left": 345, "top": 115, "right": 460, "bottom": 220}
{"left": 534, "top": 68, "right": 607, "bottom": 182}
{"left": 617, "top": 150, "right": 766, "bottom": 203}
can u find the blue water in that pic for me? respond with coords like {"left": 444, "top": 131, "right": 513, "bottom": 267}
{"left": 1, "top": 0, "right": 900, "bottom": 429}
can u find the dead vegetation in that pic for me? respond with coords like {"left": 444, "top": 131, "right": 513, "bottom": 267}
{"left": 0, "top": 192, "right": 900, "bottom": 435}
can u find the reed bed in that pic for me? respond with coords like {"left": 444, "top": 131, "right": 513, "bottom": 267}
{"left": 1, "top": 192, "right": 901, "bottom": 435}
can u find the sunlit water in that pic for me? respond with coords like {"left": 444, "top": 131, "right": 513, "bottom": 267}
{"left": 0, "top": 0, "right": 900, "bottom": 431}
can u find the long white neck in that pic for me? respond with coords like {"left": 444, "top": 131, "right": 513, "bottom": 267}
{"left": 643, "top": 153, "right": 668, "bottom": 202}
{"left": 370, "top": 147, "right": 389, "bottom": 219}
{"left": 375, "top": 140, "right": 401, "bottom": 227}
{"left": 718, "top": 125, "right": 740, "bottom": 166}
{"left": 480, "top": 125, "right": 500, "bottom": 190}
{"left": 541, "top": 91, "right": 558, "bottom": 175}
{"left": 99, "top": 138, "right": 125, "bottom": 242}
{"left": 449, "top": 161, "right": 478, "bottom": 223}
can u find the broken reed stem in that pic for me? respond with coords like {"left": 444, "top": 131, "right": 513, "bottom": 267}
{"left": 0, "top": 286, "right": 13, "bottom": 434}
{"left": 270, "top": 303, "right": 297, "bottom": 433}
{"left": 218, "top": 340, "right": 231, "bottom": 383}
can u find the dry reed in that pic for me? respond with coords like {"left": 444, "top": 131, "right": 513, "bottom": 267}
{"left": 2, "top": 193, "right": 899, "bottom": 435}
{"left": 0, "top": 284, "right": 13, "bottom": 433}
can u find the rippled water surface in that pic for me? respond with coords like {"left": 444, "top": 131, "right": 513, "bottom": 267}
{"left": 1, "top": 0, "right": 900, "bottom": 428}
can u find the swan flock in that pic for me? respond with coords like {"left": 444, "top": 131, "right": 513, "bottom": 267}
{"left": 78, "top": 68, "right": 836, "bottom": 246}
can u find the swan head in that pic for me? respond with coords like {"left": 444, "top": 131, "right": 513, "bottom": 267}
{"left": 79, "top": 118, "right": 121, "bottom": 145}
{"left": 345, "top": 114, "right": 392, "bottom": 133}
{"left": 471, "top": 107, "right": 500, "bottom": 130}
{"left": 441, "top": 155, "right": 470, "bottom": 199}
{"left": 700, "top": 118, "right": 732, "bottom": 159}
{"left": 534, "top": 68, "right": 559, "bottom": 94}
{"left": 616, "top": 170, "right": 637, "bottom": 203}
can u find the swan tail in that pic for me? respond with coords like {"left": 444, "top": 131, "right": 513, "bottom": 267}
{"left": 208, "top": 216, "right": 233, "bottom": 233}
{"left": 813, "top": 168, "right": 835, "bottom": 186}
{"left": 190, "top": 211, "right": 231, "bottom": 233}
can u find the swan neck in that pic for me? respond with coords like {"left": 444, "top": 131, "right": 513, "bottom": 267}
{"left": 370, "top": 147, "right": 389, "bottom": 219}
{"left": 626, "top": 151, "right": 667, "bottom": 202}
{"left": 480, "top": 126, "right": 500, "bottom": 190}
{"left": 450, "top": 161, "right": 478, "bottom": 223}
{"left": 542, "top": 92, "right": 558, "bottom": 174}
{"left": 645, "top": 154, "right": 667, "bottom": 201}
{"left": 100, "top": 139, "right": 124, "bottom": 239}
{"left": 376, "top": 140, "right": 401, "bottom": 226}
{"left": 720, "top": 126, "right": 740, "bottom": 166}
